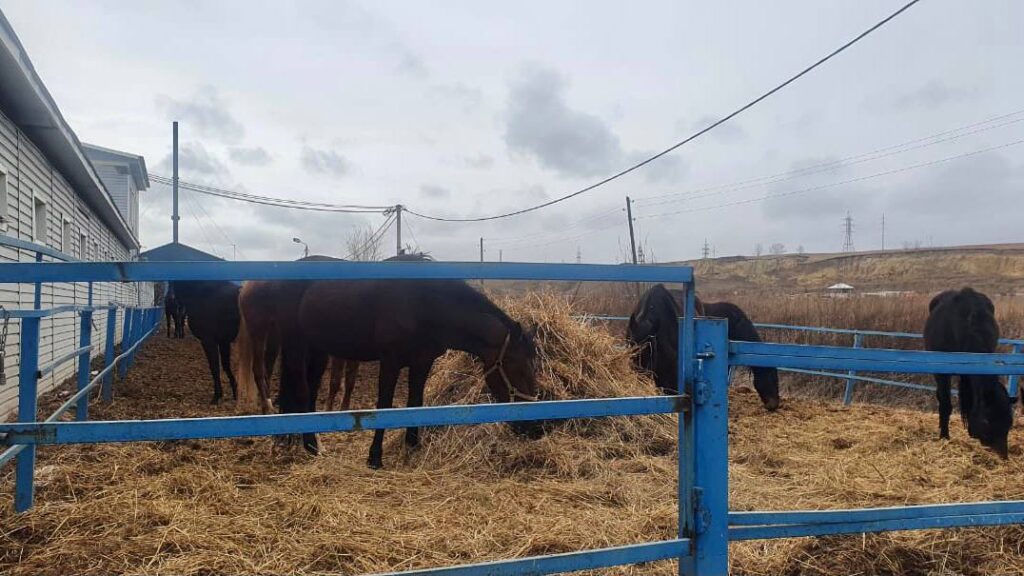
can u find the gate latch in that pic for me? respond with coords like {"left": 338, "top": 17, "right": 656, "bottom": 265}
{"left": 692, "top": 487, "right": 711, "bottom": 534}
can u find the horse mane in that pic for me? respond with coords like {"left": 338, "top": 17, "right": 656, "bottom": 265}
{"left": 441, "top": 281, "right": 521, "bottom": 333}
{"left": 701, "top": 301, "right": 762, "bottom": 343}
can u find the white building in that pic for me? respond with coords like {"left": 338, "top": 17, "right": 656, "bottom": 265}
{"left": 0, "top": 10, "right": 150, "bottom": 418}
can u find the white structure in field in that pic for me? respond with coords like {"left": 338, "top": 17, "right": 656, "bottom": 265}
{"left": 0, "top": 10, "right": 151, "bottom": 417}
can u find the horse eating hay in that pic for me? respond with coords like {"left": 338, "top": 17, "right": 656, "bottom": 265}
{"left": 924, "top": 287, "right": 1014, "bottom": 459}
{"left": 625, "top": 284, "right": 780, "bottom": 411}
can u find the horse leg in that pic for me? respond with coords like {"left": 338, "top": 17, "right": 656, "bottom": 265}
{"left": 300, "top": 349, "right": 329, "bottom": 454}
{"left": 958, "top": 375, "right": 976, "bottom": 438}
{"left": 326, "top": 357, "right": 343, "bottom": 411}
{"left": 165, "top": 311, "right": 171, "bottom": 338}
{"left": 935, "top": 373, "right": 952, "bottom": 439}
{"left": 341, "top": 360, "right": 359, "bottom": 411}
{"left": 368, "top": 358, "right": 401, "bottom": 469}
{"left": 201, "top": 339, "right": 224, "bottom": 404}
{"left": 220, "top": 341, "right": 238, "bottom": 401}
{"left": 404, "top": 356, "right": 435, "bottom": 448}
{"left": 278, "top": 334, "right": 307, "bottom": 449}
{"left": 266, "top": 328, "right": 282, "bottom": 410}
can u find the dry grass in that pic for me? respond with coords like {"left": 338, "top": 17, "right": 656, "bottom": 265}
{"left": 1, "top": 292, "right": 1023, "bottom": 575}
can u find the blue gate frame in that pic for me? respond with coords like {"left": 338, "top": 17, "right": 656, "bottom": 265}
{"left": 1, "top": 259, "right": 1024, "bottom": 575}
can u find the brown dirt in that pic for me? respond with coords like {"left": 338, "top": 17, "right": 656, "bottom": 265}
{"left": 1, "top": 295, "right": 1024, "bottom": 575}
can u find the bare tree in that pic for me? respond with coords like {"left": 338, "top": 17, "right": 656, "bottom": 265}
{"left": 345, "top": 224, "right": 385, "bottom": 261}
{"left": 754, "top": 243, "right": 763, "bottom": 257}
{"left": 797, "top": 245, "right": 805, "bottom": 255}
{"left": 769, "top": 243, "right": 786, "bottom": 255}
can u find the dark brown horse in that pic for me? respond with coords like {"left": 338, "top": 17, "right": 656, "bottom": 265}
{"left": 171, "top": 280, "right": 241, "bottom": 404}
{"left": 236, "top": 256, "right": 360, "bottom": 415}
{"left": 626, "top": 284, "right": 780, "bottom": 411}
{"left": 238, "top": 262, "right": 541, "bottom": 468}
{"left": 924, "top": 287, "right": 1013, "bottom": 458}
{"left": 164, "top": 288, "right": 185, "bottom": 339}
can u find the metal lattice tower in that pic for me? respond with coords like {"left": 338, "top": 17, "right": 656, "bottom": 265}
{"left": 702, "top": 239, "right": 711, "bottom": 259}
{"left": 842, "top": 211, "right": 855, "bottom": 252}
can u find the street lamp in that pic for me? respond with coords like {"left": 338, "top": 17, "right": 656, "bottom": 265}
{"left": 293, "top": 237, "right": 309, "bottom": 258}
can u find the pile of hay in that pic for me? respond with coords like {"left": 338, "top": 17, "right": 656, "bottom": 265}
{"left": 1, "top": 291, "right": 1023, "bottom": 575}
{"left": 403, "top": 292, "right": 677, "bottom": 476}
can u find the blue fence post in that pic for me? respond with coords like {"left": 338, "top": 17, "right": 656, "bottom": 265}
{"left": 76, "top": 310, "right": 93, "bottom": 421}
{"left": 102, "top": 308, "right": 117, "bottom": 401}
{"left": 843, "top": 333, "right": 864, "bottom": 405}
{"left": 15, "top": 317, "right": 40, "bottom": 513}
{"left": 119, "top": 308, "right": 132, "bottom": 379}
{"left": 678, "top": 284, "right": 698, "bottom": 575}
{"left": 1009, "top": 343, "right": 1021, "bottom": 405}
{"left": 683, "top": 318, "right": 729, "bottom": 575}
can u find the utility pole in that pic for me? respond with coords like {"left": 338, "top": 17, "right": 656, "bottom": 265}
{"left": 576, "top": 246, "right": 582, "bottom": 264}
{"left": 702, "top": 238, "right": 710, "bottom": 259}
{"left": 394, "top": 204, "right": 403, "bottom": 256}
{"left": 625, "top": 196, "right": 638, "bottom": 264}
{"left": 172, "top": 121, "right": 180, "bottom": 244}
{"left": 881, "top": 213, "right": 886, "bottom": 251}
{"left": 842, "top": 211, "right": 855, "bottom": 252}
{"left": 231, "top": 244, "right": 236, "bottom": 260}
{"left": 499, "top": 249, "right": 503, "bottom": 263}
{"left": 479, "top": 237, "right": 484, "bottom": 262}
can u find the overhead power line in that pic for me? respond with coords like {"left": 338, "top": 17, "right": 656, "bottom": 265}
{"left": 150, "top": 174, "right": 390, "bottom": 213}
{"left": 504, "top": 136, "right": 1024, "bottom": 252}
{"left": 343, "top": 214, "right": 396, "bottom": 260}
{"left": 405, "top": 0, "right": 923, "bottom": 223}
{"left": 634, "top": 137, "right": 1024, "bottom": 221}
{"left": 634, "top": 108, "right": 1024, "bottom": 208}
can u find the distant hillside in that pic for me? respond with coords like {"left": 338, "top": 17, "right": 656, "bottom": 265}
{"left": 677, "top": 243, "right": 1024, "bottom": 297}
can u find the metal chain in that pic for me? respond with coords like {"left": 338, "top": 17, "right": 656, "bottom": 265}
{"left": 0, "top": 305, "right": 9, "bottom": 386}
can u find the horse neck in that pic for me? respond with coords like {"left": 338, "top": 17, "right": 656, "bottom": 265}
{"left": 432, "top": 304, "right": 512, "bottom": 361}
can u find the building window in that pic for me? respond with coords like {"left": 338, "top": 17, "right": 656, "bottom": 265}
{"left": 33, "top": 194, "right": 47, "bottom": 244}
{"left": 91, "top": 239, "right": 99, "bottom": 261}
{"left": 79, "top": 231, "right": 87, "bottom": 259}
{"left": 0, "top": 166, "right": 8, "bottom": 230}
{"left": 61, "top": 217, "right": 72, "bottom": 254}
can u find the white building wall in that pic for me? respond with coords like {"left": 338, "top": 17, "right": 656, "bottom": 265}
{"left": 0, "top": 106, "right": 151, "bottom": 420}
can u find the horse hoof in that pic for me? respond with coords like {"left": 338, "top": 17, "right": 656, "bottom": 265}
{"left": 367, "top": 455, "right": 383, "bottom": 469}
{"left": 210, "top": 396, "right": 222, "bottom": 405}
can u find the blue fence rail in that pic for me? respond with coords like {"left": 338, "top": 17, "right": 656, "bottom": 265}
{"left": 1, "top": 260, "right": 1023, "bottom": 575}
{"left": 587, "top": 314, "right": 1024, "bottom": 405}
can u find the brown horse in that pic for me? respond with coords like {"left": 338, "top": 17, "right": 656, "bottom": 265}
{"left": 236, "top": 256, "right": 361, "bottom": 414}
{"left": 238, "top": 264, "right": 542, "bottom": 468}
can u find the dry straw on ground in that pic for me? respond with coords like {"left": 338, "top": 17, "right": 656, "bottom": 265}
{"left": 1, "top": 292, "right": 1022, "bottom": 575}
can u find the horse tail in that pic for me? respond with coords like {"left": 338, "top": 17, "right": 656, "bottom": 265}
{"left": 235, "top": 299, "right": 260, "bottom": 412}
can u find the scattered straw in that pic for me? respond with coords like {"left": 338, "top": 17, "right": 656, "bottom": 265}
{"left": 0, "top": 292, "right": 1022, "bottom": 575}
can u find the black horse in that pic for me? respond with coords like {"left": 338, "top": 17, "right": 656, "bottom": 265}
{"left": 924, "top": 287, "right": 1013, "bottom": 458}
{"left": 171, "top": 280, "right": 241, "bottom": 405}
{"left": 164, "top": 289, "right": 185, "bottom": 339}
{"left": 626, "top": 284, "right": 780, "bottom": 411}
{"left": 237, "top": 253, "right": 541, "bottom": 468}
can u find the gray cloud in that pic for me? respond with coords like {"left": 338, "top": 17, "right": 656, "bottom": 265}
{"left": 419, "top": 184, "right": 451, "bottom": 199}
{"left": 504, "top": 66, "right": 624, "bottom": 178}
{"left": 228, "top": 146, "right": 273, "bottom": 166}
{"left": 156, "top": 86, "right": 244, "bottom": 144}
{"left": 893, "top": 80, "right": 977, "bottom": 110}
{"left": 396, "top": 50, "right": 428, "bottom": 77}
{"left": 300, "top": 145, "right": 351, "bottom": 178}
{"left": 158, "top": 142, "right": 229, "bottom": 178}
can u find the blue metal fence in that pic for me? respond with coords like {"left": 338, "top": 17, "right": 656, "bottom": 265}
{"left": 1, "top": 260, "right": 1023, "bottom": 575}
{"left": 587, "top": 314, "right": 1024, "bottom": 404}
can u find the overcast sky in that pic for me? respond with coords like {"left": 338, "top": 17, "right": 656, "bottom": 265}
{"left": 3, "top": 0, "right": 1023, "bottom": 262}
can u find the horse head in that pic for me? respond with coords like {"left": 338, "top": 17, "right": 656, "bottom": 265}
{"left": 482, "top": 321, "right": 544, "bottom": 438}
{"left": 966, "top": 375, "right": 1013, "bottom": 459}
